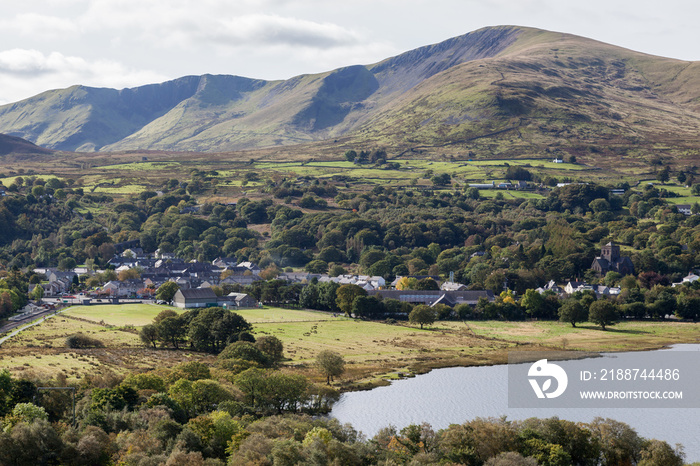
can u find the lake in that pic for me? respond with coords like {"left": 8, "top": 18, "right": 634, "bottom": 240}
{"left": 331, "top": 344, "right": 700, "bottom": 462}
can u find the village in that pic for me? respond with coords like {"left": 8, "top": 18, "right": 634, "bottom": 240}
{"left": 24, "top": 239, "right": 699, "bottom": 316}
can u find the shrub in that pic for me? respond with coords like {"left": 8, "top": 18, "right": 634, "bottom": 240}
{"left": 65, "top": 333, "right": 104, "bottom": 348}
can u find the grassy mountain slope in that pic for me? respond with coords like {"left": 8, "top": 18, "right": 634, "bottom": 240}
{"left": 0, "top": 133, "right": 54, "bottom": 156}
{"left": 351, "top": 28, "right": 700, "bottom": 165}
{"left": 1, "top": 25, "right": 700, "bottom": 160}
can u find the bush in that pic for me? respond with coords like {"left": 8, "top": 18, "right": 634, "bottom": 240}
{"left": 65, "top": 333, "right": 104, "bottom": 348}
{"left": 218, "top": 341, "right": 271, "bottom": 367}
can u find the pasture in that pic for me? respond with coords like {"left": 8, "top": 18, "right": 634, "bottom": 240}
{"left": 2, "top": 304, "right": 699, "bottom": 386}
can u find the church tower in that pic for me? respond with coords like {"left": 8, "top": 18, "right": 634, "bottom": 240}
{"left": 601, "top": 242, "right": 620, "bottom": 262}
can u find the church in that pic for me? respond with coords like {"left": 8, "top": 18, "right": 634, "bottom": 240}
{"left": 591, "top": 242, "right": 635, "bottom": 276}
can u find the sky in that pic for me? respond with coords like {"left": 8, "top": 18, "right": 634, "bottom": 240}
{"left": 0, "top": 0, "right": 698, "bottom": 105}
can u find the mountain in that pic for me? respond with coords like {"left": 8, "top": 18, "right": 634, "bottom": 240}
{"left": 1, "top": 25, "right": 700, "bottom": 161}
{"left": 0, "top": 133, "right": 54, "bottom": 156}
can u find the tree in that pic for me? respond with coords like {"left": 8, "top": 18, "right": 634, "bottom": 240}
{"left": 558, "top": 300, "right": 588, "bottom": 327}
{"left": 188, "top": 307, "right": 252, "bottom": 353}
{"left": 588, "top": 300, "right": 619, "bottom": 330}
{"left": 157, "top": 316, "right": 186, "bottom": 349}
{"left": 395, "top": 276, "right": 418, "bottom": 290}
{"left": 676, "top": 170, "right": 687, "bottom": 184}
{"left": 520, "top": 289, "right": 545, "bottom": 318}
{"left": 315, "top": 350, "right": 345, "bottom": 384}
{"left": 431, "top": 173, "right": 452, "bottom": 186}
{"left": 638, "top": 439, "right": 684, "bottom": 466}
{"left": 344, "top": 150, "right": 357, "bottom": 162}
{"left": 656, "top": 166, "right": 670, "bottom": 184}
{"left": 218, "top": 341, "right": 270, "bottom": 367}
{"left": 351, "top": 295, "right": 384, "bottom": 319}
{"left": 415, "top": 278, "right": 439, "bottom": 290}
{"left": 30, "top": 285, "right": 44, "bottom": 301}
{"left": 409, "top": 305, "right": 437, "bottom": 329}
{"left": 139, "top": 324, "right": 159, "bottom": 348}
{"left": 156, "top": 281, "right": 180, "bottom": 302}
{"left": 255, "top": 335, "right": 284, "bottom": 362}
{"left": 335, "top": 284, "right": 366, "bottom": 316}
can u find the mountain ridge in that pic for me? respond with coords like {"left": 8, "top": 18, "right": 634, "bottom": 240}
{"left": 1, "top": 25, "right": 700, "bottom": 161}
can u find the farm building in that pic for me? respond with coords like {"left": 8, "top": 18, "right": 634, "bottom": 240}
{"left": 173, "top": 288, "right": 218, "bottom": 309}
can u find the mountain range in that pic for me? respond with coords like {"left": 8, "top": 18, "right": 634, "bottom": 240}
{"left": 1, "top": 25, "right": 700, "bottom": 161}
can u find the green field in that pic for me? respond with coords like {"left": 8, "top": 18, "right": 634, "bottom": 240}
{"left": 63, "top": 303, "right": 180, "bottom": 327}
{"left": 235, "top": 307, "right": 336, "bottom": 323}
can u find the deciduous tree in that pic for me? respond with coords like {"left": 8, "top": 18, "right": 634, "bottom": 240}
{"left": 315, "top": 350, "right": 345, "bottom": 384}
{"left": 409, "top": 305, "right": 436, "bottom": 329}
{"left": 588, "top": 300, "right": 619, "bottom": 330}
{"left": 558, "top": 300, "right": 588, "bottom": 327}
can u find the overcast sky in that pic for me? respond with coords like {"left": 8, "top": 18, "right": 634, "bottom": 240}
{"left": 0, "top": 0, "right": 698, "bottom": 105}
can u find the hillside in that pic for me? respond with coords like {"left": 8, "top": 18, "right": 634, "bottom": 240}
{"left": 1, "top": 25, "right": 700, "bottom": 163}
{"left": 0, "top": 133, "right": 54, "bottom": 156}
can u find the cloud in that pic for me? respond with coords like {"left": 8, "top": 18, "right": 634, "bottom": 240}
{"left": 0, "top": 49, "right": 168, "bottom": 104}
{"left": 75, "top": 1, "right": 363, "bottom": 50}
{"left": 8, "top": 13, "right": 79, "bottom": 38}
{"left": 208, "top": 14, "right": 361, "bottom": 48}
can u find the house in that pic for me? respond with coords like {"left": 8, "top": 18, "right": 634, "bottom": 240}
{"left": 101, "top": 279, "right": 143, "bottom": 297}
{"left": 590, "top": 242, "right": 635, "bottom": 276}
{"left": 673, "top": 273, "right": 700, "bottom": 287}
{"left": 280, "top": 272, "right": 320, "bottom": 283}
{"left": 155, "top": 249, "right": 178, "bottom": 260}
{"left": 173, "top": 288, "right": 219, "bottom": 309}
{"left": 220, "top": 292, "right": 257, "bottom": 309}
{"left": 212, "top": 257, "right": 238, "bottom": 268}
{"left": 47, "top": 270, "right": 77, "bottom": 284}
{"left": 553, "top": 158, "right": 564, "bottom": 163}
{"left": 676, "top": 204, "right": 692, "bottom": 216}
{"left": 542, "top": 280, "right": 563, "bottom": 294}
{"left": 441, "top": 281, "right": 468, "bottom": 291}
{"left": 238, "top": 262, "right": 261, "bottom": 275}
{"left": 221, "top": 274, "right": 263, "bottom": 286}
{"left": 122, "top": 248, "right": 146, "bottom": 259}
{"left": 316, "top": 274, "right": 385, "bottom": 290}
{"left": 564, "top": 281, "right": 586, "bottom": 295}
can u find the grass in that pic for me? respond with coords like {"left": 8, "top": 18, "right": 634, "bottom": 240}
{"left": 2, "top": 304, "right": 699, "bottom": 387}
{"left": 63, "top": 303, "right": 180, "bottom": 327}
{"left": 448, "top": 320, "right": 700, "bottom": 351}
{"left": 1, "top": 315, "right": 141, "bottom": 349}
{"left": 92, "top": 184, "right": 146, "bottom": 194}
{"left": 235, "top": 307, "right": 337, "bottom": 323}
{"left": 96, "top": 162, "right": 182, "bottom": 171}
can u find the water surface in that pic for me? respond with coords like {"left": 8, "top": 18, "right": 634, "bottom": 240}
{"left": 331, "top": 344, "right": 700, "bottom": 462}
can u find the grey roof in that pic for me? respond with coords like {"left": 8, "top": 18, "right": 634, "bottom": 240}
{"left": 178, "top": 288, "right": 218, "bottom": 299}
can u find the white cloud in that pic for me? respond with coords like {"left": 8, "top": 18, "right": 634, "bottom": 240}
{"left": 208, "top": 14, "right": 361, "bottom": 48}
{"left": 0, "top": 49, "right": 168, "bottom": 104}
{"left": 74, "top": 1, "right": 365, "bottom": 50}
